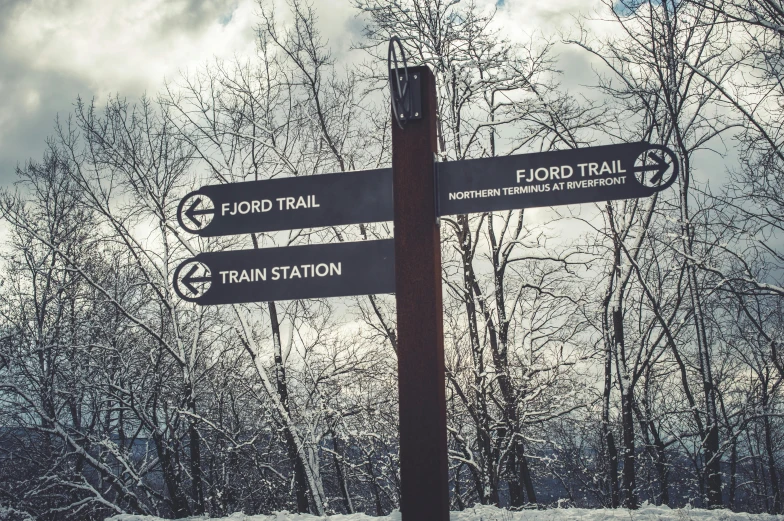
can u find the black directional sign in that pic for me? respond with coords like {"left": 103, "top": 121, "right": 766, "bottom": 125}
{"left": 437, "top": 142, "right": 678, "bottom": 216}
{"left": 177, "top": 168, "right": 393, "bottom": 237}
{"left": 172, "top": 239, "right": 395, "bottom": 305}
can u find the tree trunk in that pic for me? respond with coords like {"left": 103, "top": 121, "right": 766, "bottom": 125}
{"left": 602, "top": 258, "right": 620, "bottom": 509}
{"left": 620, "top": 387, "right": 637, "bottom": 510}
{"left": 701, "top": 353, "right": 722, "bottom": 508}
{"left": 367, "top": 459, "right": 384, "bottom": 515}
{"left": 613, "top": 309, "right": 637, "bottom": 510}
{"left": 764, "top": 408, "right": 781, "bottom": 513}
{"left": 679, "top": 145, "right": 722, "bottom": 508}
{"left": 188, "top": 397, "right": 204, "bottom": 514}
{"left": 269, "top": 301, "right": 311, "bottom": 514}
{"left": 519, "top": 441, "right": 537, "bottom": 504}
{"left": 332, "top": 432, "right": 354, "bottom": 513}
{"left": 455, "top": 463, "right": 465, "bottom": 511}
{"left": 507, "top": 436, "right": 537, "bottom": 507}
{"left": 458, "top": 214, "right": 496, "bottom": 504}
{"left": 729, "top": 436, "right": 737, "bottom": 510}
{"left": 655, "top": 439, "right": 669, "bottom": 506}
{"left": 607, "top": 432, "right": 620, "bottom": 508}
{"left": 154, "top": 433, "right": 190, "bottom": 517}
{"left": 286, "top": 431, "right": 311, "bottom": 513}
{"left": 636, "top": 391, "right": 669, "bottom": 506}
{"left": 508, "top": 449, "right": 523, "bottom": 507}
{"left": 699, "top": 344, "right": 722, "bottom": 508}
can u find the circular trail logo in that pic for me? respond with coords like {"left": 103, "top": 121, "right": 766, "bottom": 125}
{"left": 173, "top": 260, "right": 213, "bottom": 302}
{"left": 632, "top": 146, "right": 679, "bottom": 190}
{"left": 177, "top": 192, "right": 216, "bottom": 233}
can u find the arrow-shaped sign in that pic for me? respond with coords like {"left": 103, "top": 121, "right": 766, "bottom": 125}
{"left": 172, "top": 240, "right": 395, "bottom": 305}
{"left": 177, "top": 168, "right": 394, "bottom": 237}
{"left": 437, "top": 142, "right": 678, "bottom": 216}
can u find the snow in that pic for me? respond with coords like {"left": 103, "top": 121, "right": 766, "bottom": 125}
{"left": 106, "top": 504, "right": 784, "bottom": 521}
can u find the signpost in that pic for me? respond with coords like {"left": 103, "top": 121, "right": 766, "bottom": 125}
{"left": 391, "top": 65, "right": 450, "bottom": 521}
{"left": 171, "top": 38, "right": 680, "bottom": 521}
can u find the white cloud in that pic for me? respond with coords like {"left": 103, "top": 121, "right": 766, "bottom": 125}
{"left": 0, "top": 0, "right": 628, "bottom": 186}
{"left": 499, "top": 0, "right": 604, "bottom": 33}
{"left": 1, "top": 0, "right": 259, "bottom": 96}
{"left": 0, "top": 0, "right": 264, "bottom": 184}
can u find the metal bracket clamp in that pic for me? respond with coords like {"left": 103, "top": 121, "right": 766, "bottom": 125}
{"left": 388, "top": 36, "right": 422, "bottom": 128}
{"left": 434, "top": 153, "right": 441, "bottom": 227}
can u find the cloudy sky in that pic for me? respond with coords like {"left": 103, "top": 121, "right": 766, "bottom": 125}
{"left": 0, "top": 0, "right": 605, "bottom": 187}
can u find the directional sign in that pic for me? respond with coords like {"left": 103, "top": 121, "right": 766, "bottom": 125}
{"left": 437, "top": 142, "right": 678, "bottom": 216}
{"left": 177, "top": 168, "right": 393, "bottom": 237}
{"left": 172, "top": 239, "right": 395, "bottom": 305}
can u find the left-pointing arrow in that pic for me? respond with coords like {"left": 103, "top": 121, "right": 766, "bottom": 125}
{"left": 181, "top": 264, "right": 212, "bottom": 295}
{"left": 173, "top": 261, "right": 213, "bottom": 302}
{"left": 185, "top": 198, "right": 215, "bottom": 227}
{"left": 177, "top": 192, "right": 216, "bottom": 233}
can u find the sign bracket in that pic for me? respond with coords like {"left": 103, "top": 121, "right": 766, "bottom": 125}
{"left": 388, "top": 37, "right": 422, "bottom": 127}
{"left": 434, "top": 154, "right": 442, "bottom": 226}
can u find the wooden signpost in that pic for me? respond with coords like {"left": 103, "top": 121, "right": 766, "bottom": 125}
{"left": 172, "top": 38, "right": 679, "bottom": 520}
{"left": 391, "top": 65, "right": 450, "bottom": 521}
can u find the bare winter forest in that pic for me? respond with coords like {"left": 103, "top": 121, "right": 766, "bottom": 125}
{"left": 0, "top": 0, "right": 783, "bottom": 519}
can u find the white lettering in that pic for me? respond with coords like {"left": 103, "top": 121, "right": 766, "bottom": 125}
{"left": 329, "top": 262, "right": 341, "bottom": 276}
{"left": 566, "top": 176, "right": 627, "bottom": 190}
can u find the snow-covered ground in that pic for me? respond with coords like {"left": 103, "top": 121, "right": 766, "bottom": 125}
{"left": 107, "top": 504, "right": 784, "bottom": 521}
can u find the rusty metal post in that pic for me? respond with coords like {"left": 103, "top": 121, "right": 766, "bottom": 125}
{"left": 392, "top": 65, "right": 450, "bottom": 521}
